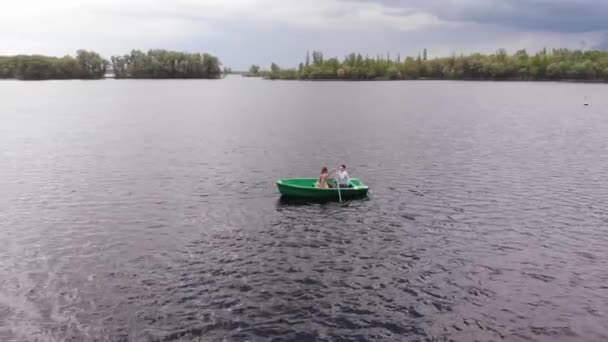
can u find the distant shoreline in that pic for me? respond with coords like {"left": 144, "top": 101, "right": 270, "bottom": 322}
{"left": 257, "top": 49, "right": 608, "bottom": 83}
{"left": 1, "top": 76, "right": 606, "bottom": 84}
{"left": 0, "top": 49, "right": 222, "bottom": 80}
{"left": 261, "top": 77, "right": 608, "bottom": 84}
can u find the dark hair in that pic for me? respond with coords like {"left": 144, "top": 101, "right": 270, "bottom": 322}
{"left": 341, "top": 164, "right": 346, "bottom": 169}
{"left": 321, "top": 167, "right": 328, "bottom": 173}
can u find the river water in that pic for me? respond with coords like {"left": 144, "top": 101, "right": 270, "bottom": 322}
{"left": 1, "top": 77, "right": 607, "bottom": 341}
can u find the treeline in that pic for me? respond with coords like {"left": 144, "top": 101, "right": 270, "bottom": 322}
{"left": 263, "top": 49, "right": 608, "bottom": 81}
{"left": 244, "top": 64, "right": 265, "bottom": 77}
{"left": 0, "top": 50, "right": 108, "bottom": 80}
{"left": 111, "top": 50, "right": 221, "bottom": 79}
{"left": 0, "top": 49, "right": 222, "bottom": 80}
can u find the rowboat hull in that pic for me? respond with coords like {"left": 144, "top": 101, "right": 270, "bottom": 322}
{"left": 276, "top": 178, "right": 368, "bottom": 200}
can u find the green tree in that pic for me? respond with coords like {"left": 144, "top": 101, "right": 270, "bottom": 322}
{"left": 15, "top": 57, "right": 53, "bottom": 80}
{"left": 0, "top": 57, "right": 17, "bottom": 78}
{"left": 270, "top": 63, "right": 280, "bottom": 74}
{"left": 546, "top": 63, "right": 561, "bottom": 79}
{"left": 76, "top": 50, "right": 108, "bottom": 79}
{"left": 111, "top": 56, "right": 128, "bottom": 78}
{"left": 386, "top": 66, "right": 400, "bottom": 80}
{"left": 312, "top": 51, "right": 323, "bottom": 66}
{"left": 249, "top": 65, "right": 260, "bottom": 74}
{"left": 110, "top": 50, "right": 222, "bottom": 79}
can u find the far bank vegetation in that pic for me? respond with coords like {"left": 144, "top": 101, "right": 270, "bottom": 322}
{"left": 258, "top": 49, "right": 608, "bottom": 82}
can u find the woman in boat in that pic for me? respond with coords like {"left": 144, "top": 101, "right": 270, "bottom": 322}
{"left": 316, "top": 167, "right": 333, "bottom": 188}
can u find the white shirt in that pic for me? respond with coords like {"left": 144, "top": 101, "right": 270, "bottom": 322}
{"left": 336, "top": 170, "right": 350, "bottom": 186}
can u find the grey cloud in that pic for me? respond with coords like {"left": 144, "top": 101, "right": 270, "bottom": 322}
{"left": 598, "top": 33, "right": 608, "bottom": 49}
{"left": 441, "top": 0, "right": 608, "bottom": 33}
{"left": 348, "top": 0, "right": 608, "bottom": 33}
{"left": 2, "top": 0, "right": 605, "bottom": 68}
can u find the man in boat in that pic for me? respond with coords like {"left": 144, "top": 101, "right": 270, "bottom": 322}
{"left": 332, "top": 164, "right": 351, "bottom": 188}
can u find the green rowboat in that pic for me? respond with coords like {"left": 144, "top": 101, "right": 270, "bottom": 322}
{"left": 276, "top": 178, "right": 368, "bottom": 200}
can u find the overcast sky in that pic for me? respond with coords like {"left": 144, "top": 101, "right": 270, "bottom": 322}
{"left": 1, "top": 0, "right": 607, "bottom": 69}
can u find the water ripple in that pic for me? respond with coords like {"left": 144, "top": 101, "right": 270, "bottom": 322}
{"left": 1, "top": 80, "right": 608, "bottom": 341}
